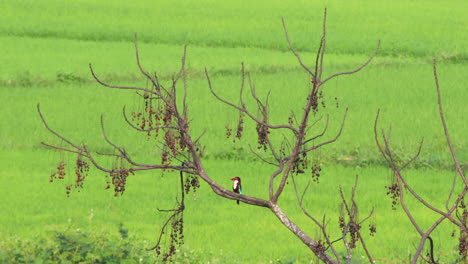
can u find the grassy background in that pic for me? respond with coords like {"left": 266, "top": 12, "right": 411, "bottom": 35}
{"left": 1, "top": 0, "right": 467, "bottom": 263}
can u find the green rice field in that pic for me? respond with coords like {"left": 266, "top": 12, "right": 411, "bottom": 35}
{"left": 1, "top": 0, "right": 467, "bottom": 263}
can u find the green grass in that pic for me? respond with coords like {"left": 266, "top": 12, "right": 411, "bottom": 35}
{"left": 2, "top": 0, "right": 467, "bottom": 57}
{"left": 0, "top": 149, "right": 464, "bottom": 262}
{"left": 1, "top": 0, "right": 468, "bottom": 263}
{"left": 3, "top": 62, "right": 467, "bottom": 164}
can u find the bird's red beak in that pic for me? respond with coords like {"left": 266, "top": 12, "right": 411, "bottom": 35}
{"left": 230, "top": 177, "right": 237, "bottom": 181}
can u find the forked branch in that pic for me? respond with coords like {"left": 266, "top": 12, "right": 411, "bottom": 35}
{"left": 375, "top": 59, "right": 468, "bottom": 264}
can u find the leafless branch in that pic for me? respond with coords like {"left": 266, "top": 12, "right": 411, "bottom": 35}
{"left": 400, "top": 138, "right": 424, "bottom": 170}
{"left": 321, "top": 40, "right": 381, "bottom": 86}
{"left": 434, "top": 59, "right": 467, "bottom": 186}
{"left": 374, "top": 60, "right": 468, "bottom": 263}
{"left": 269, "top": 162, "right": 285, "bottom": 200}
{"left": 89, "top": 64, "right": 157, "bottom": 96}
{"left": 301, "top": 108, "right": 348, "bottom": 154}
{"left": 38, "top": 104, "right": 83, "bottom": 150}
{"left": 290, "top": 173, "right": 340, "bottom": 261}
{"left": 134, "top": 33, "right": 163, "bottom": 94}
{"left": 446, "top": 169, "right": 458, "bottom": 211}
{"left": 338, "top": 176, "right": 375, "bottom": 264}
{"left": 146, "top": 170, "right": 185, "bottom": 263}
{"left": 248, "top": 144, "right": 279, "bottom": 167}
{"left": 313, "top": 8, "right": 327, "bottom": 82}
{"left": 40, "top": 142, "right": 81, "bottom": 155}
{"left": 281, "top": 17, "right": 315, "bottom": 78}
{"left": 205, "top": 68, "right": 298, "bottom": 133}
{"left": 303, "top": 115, "right": 329, "bottom": 145}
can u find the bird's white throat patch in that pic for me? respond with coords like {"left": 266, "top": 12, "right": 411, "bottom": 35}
{"left": 233, "top": 180, "right": 239, "bottom": 189}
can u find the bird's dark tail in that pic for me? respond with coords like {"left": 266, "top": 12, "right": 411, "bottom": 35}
{"left": 236, "top": 200, "right": 239, "bottom": 205}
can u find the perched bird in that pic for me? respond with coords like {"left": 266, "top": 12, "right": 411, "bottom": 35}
{"left": 230, "top": 177, "right": 243, "bottom": 205}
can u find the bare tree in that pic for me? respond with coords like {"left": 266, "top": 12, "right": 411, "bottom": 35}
{"left": 374, "top": 59, "right": 468, "bottom": 264}
{"left": 39, "top": 9, "right": 381, "bottom": 263}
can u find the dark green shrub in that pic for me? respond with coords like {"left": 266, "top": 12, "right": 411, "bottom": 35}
{"left": 0, "top": 225, "right": 156, "bottom": 264}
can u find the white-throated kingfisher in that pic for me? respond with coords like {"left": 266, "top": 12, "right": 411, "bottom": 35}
{"left": 231, "top": 177, "right": 242, "bottom": 205}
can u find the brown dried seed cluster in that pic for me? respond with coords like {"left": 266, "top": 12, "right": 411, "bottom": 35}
{"left": 309, "top": 91, "right": 325, "bottom": 114}
{"left": 161, "top": 147, "right": 170, "bottom": 165}
{"left": 225, "top": 113, "right": 244, "bottom": 143}
{"left": 235, "top": 114, "right": 244, "bottom": 141}
{"left": 369, "top": 224, "right": 377, "bottom": 237}
{"left": 108, "top": 169, "right": 133, "bottom": 196}
{"left": 65, "top": 184, "right": 72, "bottom": 197}
{"left": 386, "top": 183, "right": 400, "bottom": 209}
{"left": 130, "top": 93, "right": 189, "bottom": 168}
{"left": 225, "top": 113, "right": 246, "bottom": 144}
{"left": 314, "top": 239, "right": 326, "bottom": 254}
{"left": 459, "top": 201, "right": 468, "bottom": 256}
{"left": 50, "top": 155, "right": 90, "bottom": 197}
{"left": 348, "top": 222, "right": 361, "bottom": 248}
{"left": 291, "top": 153, "right": 322, "bottom": 184}
{"left": 225, "top": 125, "right": 232, "bottom": 138}
{"left": 292, "top": 152, "right": 308, "bottom": 175}
{"left": 184, "top": 175, "right": 200, "bottom": 194}
{"left": 288, "top": 115, "right": 294, "bottom": 126}
{"left": 131, "top": 95, "right": 165, "bottom": 138}
{"left": 157, "top": 215, "right": 185, "bottom": 262}
{"left": 338, "top": 216, "right": 346, "bottom": 230}
{"left": 74, "top": 155, "right": 89, "bottom": 190}
{"left": 49, "top": 161, "right": 66, "bottom": 182}
{"left": 102, "top": 157, "right": 135, "bottom": 196}
{"left": 338, "top": 215, "right": 361, "bottom": 249}
{"left": 311, "top": 164, "right": 322, "bottom": 183}
{"left": 164, "top": 132, "right": 177, "bottom": 156}
{"left": 256, "top": 123, "right": 269, "bottom": 151}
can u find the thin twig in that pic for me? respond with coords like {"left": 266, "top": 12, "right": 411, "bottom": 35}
{"left": 301, "top": 108, "right": 348, "bottom": 154}
{"left": 321, "top": 41, "right": 381, "bottom": 86}
{"left": 303, "top": 115, "right": 330, "bottom": 145}
{"left": 281, "top": 17, "right": 315, "bottom": 78}
{"left": 434, "top": 59, "right": 467, "bottom": 186}
{"left": 248, "top": 144, "right": 279, "bottom": 167}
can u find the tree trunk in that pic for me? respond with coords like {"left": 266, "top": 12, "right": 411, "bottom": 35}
{"left": 269, "top": 203, "right": 339, "bottom": 264}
